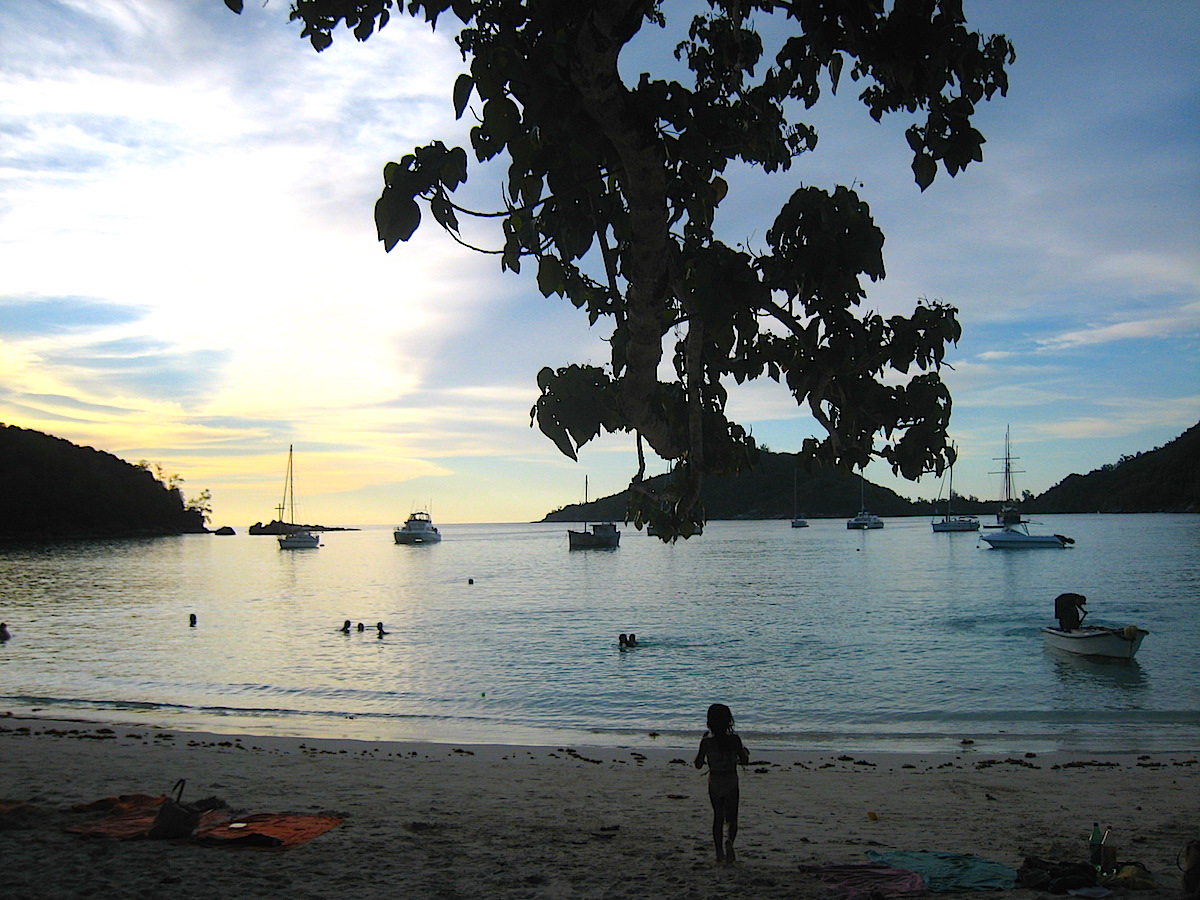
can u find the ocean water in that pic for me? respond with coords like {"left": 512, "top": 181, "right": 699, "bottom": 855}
{"left": 1, "top": 515, "right": 1197, "bottom": 753}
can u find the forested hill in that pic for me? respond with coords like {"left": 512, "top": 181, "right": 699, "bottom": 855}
{"left": 541, "top": 451, "right": 925, "bottom": 523}
{"left": 542, "top": 421, "right": 1200, "bottom": 522}
{"left": 1028, "top": 421, "right": 1200, "bottom": 514}
{"left": 0, "top": 424, "right": 208, "bottom": 539}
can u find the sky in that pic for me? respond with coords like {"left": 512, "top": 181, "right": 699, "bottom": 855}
{"left": 1, "top": 1, "right": 1197, "bottom": 527}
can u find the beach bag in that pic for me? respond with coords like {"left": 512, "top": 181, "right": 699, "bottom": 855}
{"left": 148, "top": 779, "right": 201, "bottom": 840}
{"left": 1017, "top": 856, "right": 1095, "bottom": 893}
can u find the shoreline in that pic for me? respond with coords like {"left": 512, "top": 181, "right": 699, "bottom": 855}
{"left": 5, "top": 702, "right": 1197, "bottom": 758}
{"left": 3, "top": 714, "right": 1196, "bottom": 899}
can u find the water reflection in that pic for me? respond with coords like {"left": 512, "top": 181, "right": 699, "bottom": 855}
{"left": 1047, "top": 648, "right": 1147, "bottom": 692}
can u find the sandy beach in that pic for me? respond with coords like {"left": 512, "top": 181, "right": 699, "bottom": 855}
{"left": 1, "top": 715, "right": 1195, "bottom": 899}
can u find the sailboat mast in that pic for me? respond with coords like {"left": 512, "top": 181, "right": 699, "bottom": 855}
{"left": 278, "top": 444, "right": 295, "bottom": 525}
{"left": 998, "top": 432, "right": 1008, "bottom": 508}
{"left": 289, "top": 445, "right": 295, "bottom": 523}
{"left": 947, "top": 444, "right": 956, "bottom": 515}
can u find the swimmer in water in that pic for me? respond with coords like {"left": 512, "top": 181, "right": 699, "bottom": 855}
{"left": 0, "top": 622, "right": 10, "bottom": 641}
{"left": 340, "top": 620, "right": 352, "bottom": 634}
{"left": 357, "top": 622, "right": 365, "bottom": 632}
{"left": 376, "top": 622, "right": 388, "bottom": 637}
{"left": 626, "top": 633, "right": 638, "bottom": 647}
{"left": 189, "top": 613, "right": 197, "bottom": 627}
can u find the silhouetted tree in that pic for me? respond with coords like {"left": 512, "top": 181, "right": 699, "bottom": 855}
{"left": 227, "top": 0, "right": 1013, "bottom": 539}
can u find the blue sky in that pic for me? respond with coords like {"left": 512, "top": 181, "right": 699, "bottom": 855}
{"left": 1, "top": 1, "right": 1196, "bottom": 526}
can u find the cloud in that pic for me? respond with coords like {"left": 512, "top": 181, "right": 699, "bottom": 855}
{"left": 2, "top": 2, "right": 1198, "bottom": 523}
{"left": 0, "top": 295, "right": 144, "bottom": 336}
{"left": 1034, "top": 303, "right": 1200, "bottom": 351}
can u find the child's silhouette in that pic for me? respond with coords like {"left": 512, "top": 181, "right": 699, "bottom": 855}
{"left": 693, "top": 703, "right": 749, "bottom": 864}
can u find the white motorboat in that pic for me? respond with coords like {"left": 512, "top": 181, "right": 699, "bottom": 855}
{"left": 274, "top": 446, "right": 321, "bottom": 550}
{"left": 568, "top": 476, "right": 620, "bottom": 549}
{"left": 979, "top": 428, "right": 1072, "bottom": 549}
{"left": 1042, "top": 625, "right": 1149, "bottom": 659}
{"left": 982, "top": 527, "right": 1070, "bottom": 548}
{"left": 394, "top": 510, "right": 441, "bottom": 544}
{"left": 846, "top": 510, "right": 883, "bottom": 529}
{"left": 846, "top": 473, "right": 883, "bottom": 529}
{"left": 931, "top": 449, "right": 979, "bottom": 532}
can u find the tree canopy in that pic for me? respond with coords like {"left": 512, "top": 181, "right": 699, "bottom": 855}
{"left": 227, "top": 0, "right": 1014, "bottom": 540}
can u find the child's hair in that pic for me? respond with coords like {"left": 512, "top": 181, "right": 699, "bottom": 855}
{"left": 706, "top": 703, "right": 735, "bottom": 735}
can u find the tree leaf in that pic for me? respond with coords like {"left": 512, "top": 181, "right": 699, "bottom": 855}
{"left": 453, "top": 73, "right": 474, "bottom": 119}
{"left": 537, "top": 256, "right": 564, "bottom": 297}
{"left": 482, "top": 96, "right": 520, "bottom": 144}
{"left": 912, "top": 152, "right": 937, "bottom": 191}
{"left": 375, "top": 191, "right": 421, "bottom": 251}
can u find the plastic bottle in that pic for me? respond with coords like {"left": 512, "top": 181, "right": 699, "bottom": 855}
{"left": 1089, "top": 822, "right": 1103, "bottom": 867}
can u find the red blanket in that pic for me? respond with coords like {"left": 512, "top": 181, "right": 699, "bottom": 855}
{"left": 195, "top": 813, "right": 342, "bottom": 849}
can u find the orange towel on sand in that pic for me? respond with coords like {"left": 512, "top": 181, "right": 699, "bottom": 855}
{"left": 64, "top": 795, "right": 340, "bottom": 848}
{"left": 66, "top": 794, "right": 224, "bottom": 840}
{"left": 195, "top": 813, "right": 342, "bottom": 849}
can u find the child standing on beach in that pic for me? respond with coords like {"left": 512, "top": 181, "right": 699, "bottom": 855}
{"left": 693, "top": 703, "right": 749, "bottom": 865}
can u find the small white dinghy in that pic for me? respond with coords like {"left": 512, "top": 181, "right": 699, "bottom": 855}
{"left": 1042, "top": 625, "right": 1149, "bottom": 659}
{"left": 1043, "top": 591, "right": 1148, "bottom": 658}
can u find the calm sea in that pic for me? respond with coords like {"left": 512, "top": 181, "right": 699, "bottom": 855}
{"left": 1, "top": 515, "right": 1197, "bottom": 753}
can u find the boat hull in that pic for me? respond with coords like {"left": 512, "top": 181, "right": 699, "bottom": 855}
{"left": 394, "top": 531, "right": 440, "bottom": 544}
{"left": 932, "top": 517, "right": 979, "bottom": 532}
{"left": 569, "top": 523, "right": 620, "bottom": 549}
{"left": 278, "top": 532, "right": 320, "bottom": 550}
{"left": 981, "top": 529, "right": 1067, "bottom": 548}
{"left": 1042, "top": 626, "right": 1148, "bottom": 659}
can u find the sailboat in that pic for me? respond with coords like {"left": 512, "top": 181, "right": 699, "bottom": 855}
{"left": 846, "top": 471, "right": 884, "bottom": 529}
{"left": 979, "top": 428, "right": 1072, "bottom": 549}
{"left": 276, "top": 446, "right": 321, "bottom": 550}
{"left": 790, "top": 467, "right": 808, "bottom": 527}
{"left": 931, "top": 446, "right": 979, "bottom": 532}
{"left": 567, "top": 476, "right": 620, "bottom": 549}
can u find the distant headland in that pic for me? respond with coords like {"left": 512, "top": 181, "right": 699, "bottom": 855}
{"left": 0, "top": 424, "right": 209, "bottom": 540}
{"left": 542, "top": 421, "right": 1200, "bottom": 522}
